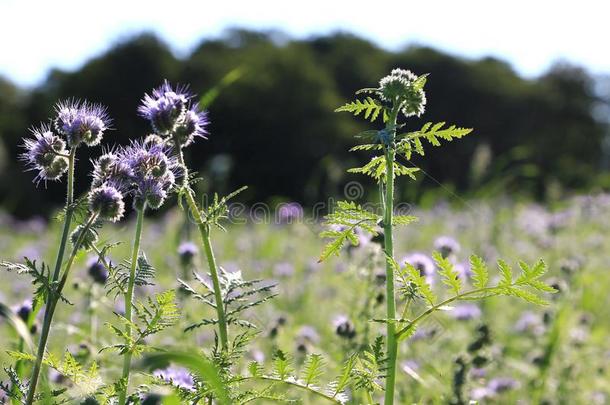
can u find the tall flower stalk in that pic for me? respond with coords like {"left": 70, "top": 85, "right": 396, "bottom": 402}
{"left": 137, "top": 82, "right": 231, "bottom": 351}
{"left": 15, "top": 101, "right": 111, "bottom": 404}
{"left": 321, "top": 69, "right": 555, "bottom": 404}
{"left": 89, "top": 139, "right": 177, "bottom": 405}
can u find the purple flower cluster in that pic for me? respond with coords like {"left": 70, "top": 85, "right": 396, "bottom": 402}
{"left": 21, "top": 125, "right": 69, "bottom": 184}
{"left": 90, "top": 139, "right": 179, "bottom": 212}
{"left": 21, "top": 99, "right": 110, "bottom": 184}
{"left": 54, "top": 100, "right": 110, "bottom": 147}
{"left": 139, "top": 81, "right": 208, "bottom": 147}
{"left": 153, "top": 366, "right": 195, "bottom": 391}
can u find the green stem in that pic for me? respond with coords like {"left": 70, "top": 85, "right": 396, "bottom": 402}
{"left": 383, "top": 108, "right": 399, "bottom": 405}
{"left": 395, "top": 287, "right": 499, "bottom": 340}
{"left": 118, "top": 206, "right": 146, "bottom": 405}
{"left": 24, "top": 148, "right": 77, "bottom": 405}
{"left": 174, "top": 144, "right": 229, "bottom": 351}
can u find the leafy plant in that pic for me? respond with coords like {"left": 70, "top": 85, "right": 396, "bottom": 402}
{"left": 321, "top": 68, "right": 555, "bottom": 404}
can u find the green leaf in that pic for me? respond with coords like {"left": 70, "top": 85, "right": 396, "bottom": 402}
{"left": 335, "top": 97, "right": 384, "bottom": 122}
{"left": 143, "top": 351, "right": 230, "bottom": 404}
{"left": 393, "top": 215, "right": 418, "bottom": 226}
{"left": 497, "top": 260, "right": 513, "bottom": 287}
{"left": 301, "top": 354, "right": 325, "bottom": 387}
{"left": 433, "top": 252, "right": 461, "bottom": 295}
{"left": 469, "top": 255, "right": 489, "bottom": 289}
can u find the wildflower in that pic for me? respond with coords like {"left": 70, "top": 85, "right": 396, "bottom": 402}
{"left": 514, "top": 311, "right": 545, "bottom": 336}
{"left": 450, "top": 304, "right": 482, "bottom": 321}
{"left": 487, "top": 377, "right": 519, "bottom": 394}
{"left": 403, "top": 252, "right": 435, "bottom": 284}
{"left": 54, "top": 100, "right": 110, "bottom": 147}
{"left": 21, "top": 125, "right": 69, "bottom": 183}
{"left": 70, "top": 224, "right": 99, "bottom": 251}
{"left": 177, "top": 241, "right": 198, "bottom": 267}
{"left": 333, "top": 315, "right": 356, "bottom": 339}
{"left": 434, "top": 236, "right": 461, "bottom": 258}
{"left": 173, "top": 104, "right": 209, "bottom": 146}
{"left": 88, "top": 184, "right": 125, "bottom": 222}
{"left": 13, "top": 299, "right": 33, "bottom": 323}
{"left": 277, "top": 202, "right": 304, "bottom": 224}
{"left": 273, "top": 262, "right": 295, "bottom": 278}
{"left": 86, "top": 256, "right": 108, "bottom": 285}
{"left": 119, "top": 140, "right": 178, "bottom": 209}
{"left": 153, "top": 366, "right": 195, "bottom": 391}
{"left": 297, "top": 325, "right": 320, "bottom": 344}
{"left": 378, "top": 68, "right": 427, "bottom": 117}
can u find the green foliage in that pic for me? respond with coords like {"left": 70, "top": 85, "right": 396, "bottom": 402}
{"left": 105, "top": 253, "right": 156, "bottom": 298}
{"left": 319, "top": 201, "right": 382, "bottom": 262}
{"left": 395, "top": 256, "right": 556, "bottom": 341}
{"left": 181, "top": 268, "right": 276, "bottom": 332}
{"left": 6, "top": 350, "right": 102, "bottom": 401}
{"left": 335, "top": 97, "right": 385, "bottom": 122}
{"left": 0, "top": 258, "right": 71, "bottom": 306}
{"left": 104, "top": 290, "right": 179, "bottom": 356}
{"left": 396, "top": 122, "right": 473, "bottom": 159}
{"left": 433, "top": 252, "right": 462, "bottom": 295}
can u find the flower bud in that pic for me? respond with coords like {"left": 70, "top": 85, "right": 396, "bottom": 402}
{"left": 88, "top": 185, "right": 125, "bottom": 222}
{"left": 70, "top": 224, "right": 99, "bottom": 251}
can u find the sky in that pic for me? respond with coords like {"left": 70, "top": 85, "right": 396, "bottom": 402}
{"left": 1, "top": 0, "right": 609, "bottom": 87}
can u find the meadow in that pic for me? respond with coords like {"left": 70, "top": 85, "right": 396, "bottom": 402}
{"left": 0, "top": 70, "right": 607, "bottom": 404}
{"left": 1, "top": 195, "right": 609, "bottom": 403}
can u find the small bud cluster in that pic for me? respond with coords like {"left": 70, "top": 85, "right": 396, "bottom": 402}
{"left": 379, "top": 68, "right": 427, "bottom": 117}
{"left": 138, "top": 81, "right": 208, "bottom": 148}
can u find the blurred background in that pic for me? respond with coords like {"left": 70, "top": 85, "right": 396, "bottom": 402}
{"left": 1, "top": 0, "right": 609, "bottom": 218}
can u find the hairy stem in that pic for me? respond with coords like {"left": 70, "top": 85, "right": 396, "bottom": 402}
{"left": 174, "top": 144, "right": 229, "bottom": 351}
{"left": 25, "top": 148, "right": 77, "bottom": 405}
{"left": 118, "top": 206, "right": 146, "bottom": 405}
{"left": 383, "top": 108, "right": 399, "bottom": 405}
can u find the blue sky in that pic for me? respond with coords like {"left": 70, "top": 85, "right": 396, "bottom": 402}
{"left": 1, "top": 0, "right": 609, "bottom": 87}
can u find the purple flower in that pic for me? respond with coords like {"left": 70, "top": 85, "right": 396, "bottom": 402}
{"left": 12, "top": 299, "right": 33, "bottom": 323}
{"left": 178, "top": 241, "right": 198, "bottom": 266}
{"left": 434, "top": 236, "right": 461, "bottom": 258}
{"left": 450, "top": 304, "right": 482, "bottom": 321}
{"left": 277, "top": 202, "right": 304, "bottom": 224}
{"left": 402, "top": 252, "right": 435, "bottom": 284}
{"left": 333, "top": 314, "right": 356, "bottom": 339}
{"left": 21, "top": 125, "right": 69, "bottom": 184}
{"left": 273, "top": 262, "right": 295, "bottom": 278}
{"left": 88, "top": 184, "right": 125, "bottom": 222}
{"left": 103, "top": 139, "right": 178, "bottom": 210}
{"left": 297, "top": 325, "right": 320, "bottom": 344}
{"left": 153, "top": 366, "right": 195, "bottom": 391}
{"left": 174, "top": 104, "right": 209, "bottom": 146}
{"left": 487, "top": 377, "right": 519, "bottom": 394}
{"left": 86, "top": 256, "right": 108, "bottom": 285}
{"left": 54, "top": 99, "right": 110, "bottom": 147}
{"left": 514, "top": 311, "right": 544, "bottom": 335}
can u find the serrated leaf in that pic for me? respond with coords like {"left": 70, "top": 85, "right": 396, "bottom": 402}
{"left": 469, "top": 255, "right": 489, "bottom": 289}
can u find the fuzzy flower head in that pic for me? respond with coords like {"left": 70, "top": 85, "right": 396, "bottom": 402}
{"left": 88, "top": 184, "right": 125, "bottom": 222}
{"left": 139, "top": 81, "right": 208, "bottom": 147}
{"left": 54, "top": 99, "right": 110, "bottom": 147}
{"left": 434, "top": 236, "right": 461, "bottom": 258}
{"left": 379, "top": 68, "right": 427, "bottom": 117}
{"left": 117, "top": 140, "right": 179, "bottom": 210}
{"left": 21, "top": 125, "right": 69, "bottom": 184}
{"left": 178, "top": 241, "right": 198, "bottom": 266}
{"left": 86, "top": 256, "right": 108, "bottom": 285}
